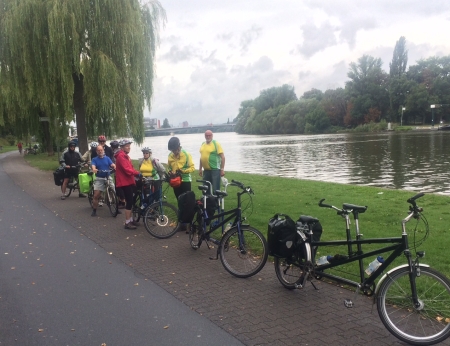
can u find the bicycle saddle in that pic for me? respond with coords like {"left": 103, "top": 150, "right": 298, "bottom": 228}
{"left": 342, "top": 203, "right": 367, "bottom": 213}
{"left": 298, "top": 215, "right": 319, "bottom": 224}
{"left": 215, "top": 190, "right": 228, "bottom": 197}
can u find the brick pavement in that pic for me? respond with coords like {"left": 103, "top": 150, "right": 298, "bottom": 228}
{"left": 3, "top": 153, "right": 449, "bottom": 346}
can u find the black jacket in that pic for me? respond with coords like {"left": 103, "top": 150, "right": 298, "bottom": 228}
{"left": 63, "top": 150, "right": 82, "bottom": 167}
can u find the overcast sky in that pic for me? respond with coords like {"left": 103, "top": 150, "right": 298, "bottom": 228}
{"left": 146, "top": 0, "right": 450, "bottom": 127}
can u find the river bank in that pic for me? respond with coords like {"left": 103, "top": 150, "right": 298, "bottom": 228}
{"left": 23, "top": 152, "right": 450, "bottom": 277}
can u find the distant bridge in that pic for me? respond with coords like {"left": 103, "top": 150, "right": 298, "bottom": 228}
{"left": 145, "top": 123, "right": 235, "bottom": 137}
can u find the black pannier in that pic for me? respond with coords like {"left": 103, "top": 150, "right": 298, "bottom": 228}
{"left": 53, "top": 167, "right": 65, "bottom": 186}
{"left": 177, "top": 191, "right": 196, "bottom": 223}
{"left": 196, "top": 195, "right": 219, "bottom": 225}
{"left": 268, "top": 214, "right": 297, "bottom": 258}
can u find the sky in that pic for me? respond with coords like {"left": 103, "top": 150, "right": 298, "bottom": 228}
{"left": 145, "top": 0, "right": 450, "bottom": 127}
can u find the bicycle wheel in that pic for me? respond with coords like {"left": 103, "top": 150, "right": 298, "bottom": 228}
{"left": 88, "top": 184, "right": 94, "bottom": 208}
{"left": 189, "top": 213, "right": 204, "bottom": 249}
{"left": 143, "top": 201, "right": 178, "bottom": 239}
{"left": 274, "top": 256, "right": 306, "bottom": 289}
{"left": 63, "top": 181, "right": 73, "bottom": 197}
{"left": 377, "top": 266, "right": 450, "bottom": 345}
{"left": 132, "top": 194, "right": 141, "bottom": 222}
{"left": 219, "top": 225, "right": 268, "bottom": 278}
{"left": 106, "top": 186, "right": 119, "bottom": 217}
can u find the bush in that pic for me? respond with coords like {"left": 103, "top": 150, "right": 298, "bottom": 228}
{"left": 5, "top": 134, "right": 16, "bottom": 146}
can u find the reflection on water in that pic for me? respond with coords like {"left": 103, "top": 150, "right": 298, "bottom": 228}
{"left": 130, "top": 131, "right": 450, "bottom": 195}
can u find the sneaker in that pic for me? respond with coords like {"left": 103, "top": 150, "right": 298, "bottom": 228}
{"left": 61, "top": 195, "right": 66, "bottom": 200}
{"left": 124, "top": 222, "right": 137, "bottom": 230}
{"left": 91, "top": 210, "right": 97, "bottom": 217}
{"left": 99, "top": 201, "right": 103, "bottom": 207}
{"left": 79, "top": 193, "right": 87, "bottom": 198}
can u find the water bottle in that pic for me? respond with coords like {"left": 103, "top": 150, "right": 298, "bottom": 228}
{"left": 365, "top": 256, "right": 384, "bottom": 276}
{"left": 141, "top": 202, "right": 147, "bottom": 210}
{"left": 221, "top": 176, "right": 228, "bottom": 187}
{"left": 316, "top": 255, "right": 333, "bottom": 266}
{"left": 224, "top": 222, "right": 232, "bottom": 232}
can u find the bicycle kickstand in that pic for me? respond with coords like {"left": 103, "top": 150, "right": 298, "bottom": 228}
{"left": 344, "top": 285, "right": 361, "bottom": 308}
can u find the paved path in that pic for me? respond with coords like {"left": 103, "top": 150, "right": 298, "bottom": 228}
{"left": 2, "top": 152, "right": 448, "bottom": 346}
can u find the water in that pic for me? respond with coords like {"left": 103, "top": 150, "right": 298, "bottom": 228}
{"left": 129, "top": 130, "right": 450, "bottom": 195}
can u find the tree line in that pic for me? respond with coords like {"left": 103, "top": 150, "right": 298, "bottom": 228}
{"left": 234, "top": 37, "right": 450, "bottom": 134}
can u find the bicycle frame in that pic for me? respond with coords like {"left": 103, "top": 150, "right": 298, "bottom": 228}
{"left": 302, "top": 196, "right": 424, "bottom": 298}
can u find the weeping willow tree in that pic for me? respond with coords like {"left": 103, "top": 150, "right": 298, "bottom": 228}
{"left": 0, "top": 0, "right": 165, "bottom": 154}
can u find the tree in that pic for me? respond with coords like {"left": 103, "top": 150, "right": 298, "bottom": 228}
{"left": 0, "top": 0, "right": 165, "bottom": 154}
{"left": 389, "top": 36, "right": 408, "bottom": 78}
{"left": 161, "top": 118, "right": 171, "bottom": 128}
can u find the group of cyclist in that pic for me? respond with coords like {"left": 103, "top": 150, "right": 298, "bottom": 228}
{"left": 59, "top": 130, "right": 226, "bottom": 230}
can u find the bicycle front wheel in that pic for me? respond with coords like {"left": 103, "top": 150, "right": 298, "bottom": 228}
{"left": 219, "top": 225, "right": 268, "bottom": 278}
{"left": 143, "top": 201, "right": 178, "bottom": 239}
{"left": 106, "top": 186, "right": 118, "bottom": 217}
{"left": 377, "top": 266, "right": 450, "bottom": 345}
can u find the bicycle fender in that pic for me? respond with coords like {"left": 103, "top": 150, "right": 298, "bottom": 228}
{"left": 374, "top": 263, "right": 431, "bottom": 295}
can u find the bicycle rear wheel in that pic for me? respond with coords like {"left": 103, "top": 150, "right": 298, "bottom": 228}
{"left": 106, "top": 186, "right": 118, "bottom": 217}
{"left": 377, "top": 266, "right": 450, "bottom": 345}
{"left": 219, "top": 225, "right": 268, "bottom": 278}
{"left": 274, "top": 257, "right": 306, "bottom": 289}
{"left": 143, "top": 201, "right": 178, "bottom": 239}
{"left": 189, "top": 214, "right": 204, "bottom": 249}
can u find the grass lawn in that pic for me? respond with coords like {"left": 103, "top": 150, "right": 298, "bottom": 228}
{"left": 23, "top": 153, "right": 450, "bottom": 278}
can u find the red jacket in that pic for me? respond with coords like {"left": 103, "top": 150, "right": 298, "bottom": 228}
{"left": 115, "top": 150, "right": 140, "bottom": 187}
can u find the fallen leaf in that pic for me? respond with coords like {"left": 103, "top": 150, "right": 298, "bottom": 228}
{"left": 162, "top": 246, "right": 168, "bottom": 248}
{"left": 134, "top": 283, "right": 139, "bottom": 286}
{"left": 436, "top": 316, "right": 444, "bottom": 322}
{"left": 164, "top": 326, "right": 169, "bottom": 329}
{"left": 11, "top": 267, "right": 15, "bottom": 270}
{"left": 38, "top": 329, "right": 44, "bottom": 332}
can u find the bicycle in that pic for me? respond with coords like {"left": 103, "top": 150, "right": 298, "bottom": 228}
{"left": 60, "top": 163, "right": 83, "bottom": 198}
{"left": 131, "top": 177, "right": 178, "bottom": 239}
{"left": 189, "top": 179, "right": 268, "bottom": 278}
{"left": 87, "top": 169, "right": 119, "bottom": 217}
{"left": 272, "top": 193, "right": 450, "bottom": 345}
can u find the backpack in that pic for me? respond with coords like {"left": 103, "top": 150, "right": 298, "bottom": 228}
{"left": 267, "top": 214, "right": 298, "bottom": 258}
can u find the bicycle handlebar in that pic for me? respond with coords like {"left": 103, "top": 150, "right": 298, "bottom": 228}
{"left": 407, "top": 192, "right": 424, "bottom": 205}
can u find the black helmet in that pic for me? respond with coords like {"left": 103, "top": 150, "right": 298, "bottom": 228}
{"left": 68, "top": 141, "right": 77, "bottom": 148}
{"left": 110, "top": 140, "right": 119, "bottom": 148}
{"left": 168, "top": 137, "right": 180, "bottom": 151}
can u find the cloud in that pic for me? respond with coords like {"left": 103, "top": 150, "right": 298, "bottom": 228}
{"left": 239, "top": 25, "right": 262, "bottom": 54}
{"left": 160, "top": 44, "right": 199, "bottom": 63}
{"left": 294, "top": 21, "right": 337, "bottom": 57}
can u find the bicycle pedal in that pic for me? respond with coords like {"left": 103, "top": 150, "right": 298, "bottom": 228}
{"left": 344, "top": 299, "right": 353, "bottom": 308}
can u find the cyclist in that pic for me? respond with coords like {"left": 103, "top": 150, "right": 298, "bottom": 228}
{"left": 138, "top": 147, "right": 166, "bottom": 180}
{"left": 115, "top": 139, "right": 141, "bottom": 229}
{"left": 110, "top": 140, "right": 126, "bottom": 209}
{"left": 167, "top": 137, "right": 195, "bottom": 199}
{"left": 90, "top": 145, "right": 116, "bottom": 217}
{"left": 60, "top": 141, "right": 86, "bottom": 200}
{"left": 81, "top": 141, "right": 99, "bottom": 164}
{"left": 94, "top": 135, "right": 114, "bottom": 161}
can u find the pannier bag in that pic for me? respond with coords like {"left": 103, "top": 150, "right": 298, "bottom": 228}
{"left": 53, "top": 167, "right": 65, "bottom": 186}
{"left": 78, "top": 173, "right": 95, "bottom": 193}
{"left": 267, "top": 214, "right": 297, "bottom": 258}
{"left": 297, "top": 216, "right": 323, "bottom": 257}
{"left": 196, "top": 195, "right": 219, "bottom": 225}
{"left": 177, "top": 191, "right": 196, "bottom": 223}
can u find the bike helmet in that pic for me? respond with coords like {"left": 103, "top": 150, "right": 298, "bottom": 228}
{"left": 90, "top": 141, "right": 99, "bottom": 148}
{"left": 68, "top": 141, "right": 77, "bottom": 148}
{"left": 168, "top": 137, "right": 180, "bottom": 151}
{"left": 141, "top": 147, "right": 152, "bottom": 153}
{"left": 119, "top": 139, "right": 133, "bottom": 146}
{"left": 97, "top": 135, "right": 106, "bottom": 142}
{"left": 110, "top": 140, "right": 119, "bottom": 148}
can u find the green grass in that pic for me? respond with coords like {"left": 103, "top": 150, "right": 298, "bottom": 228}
{"left": 25, "top": 155, "right": 450, "bottom": 278}
{"left": 0, "top": 145, "right": 17, "bottom": 153}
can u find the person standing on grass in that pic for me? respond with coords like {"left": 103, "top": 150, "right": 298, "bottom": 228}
{"left": 115, "top": 139, "right": 141, "bottom": 229}
{"left": 199, "top": 130, "right": 225, "bottom": 194}
{"left": 167, "top": 137, "right": 195, "bottom": 199}
{"left": 90, "top": 145, "right": 116, "bottom": 217}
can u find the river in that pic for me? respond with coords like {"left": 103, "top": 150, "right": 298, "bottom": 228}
{"left": 128, "top": 130, "right": 450, "bottom": 195}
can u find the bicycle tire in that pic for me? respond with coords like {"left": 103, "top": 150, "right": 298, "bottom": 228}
{"left": 62, "top": 177, "right": 74, "bottom": 197}
{"left": 143, "top": 201, "right": 178, "bottom": 239}
{"left": 219, "top": 225, "right": 268, "bottom": 278}
{"left": 274, "top": 256, "right": 306, "bottom": 289}
{"left": 106, "top": 186, "right": 119, "bottom": 217}
{"left": 189, "top": 214, "right": 203, "bottom": 249}
{"left": 377, "top": 266, "right": 450, "bottom": 345}
{"left": 132, "top": 194, "right": 141, "bottom": 222}
{"left": 88, "top": 184, "right": 94, "bottom": 208}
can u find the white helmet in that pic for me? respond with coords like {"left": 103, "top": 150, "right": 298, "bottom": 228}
{"left": 119, "top": 139, "right": 133, "bottom": 146}
{"left": 141, "top": 147, "right": 152, "bottom": 153}
{"left": 90, "top": 142, "right": 99, "bottom": 148}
